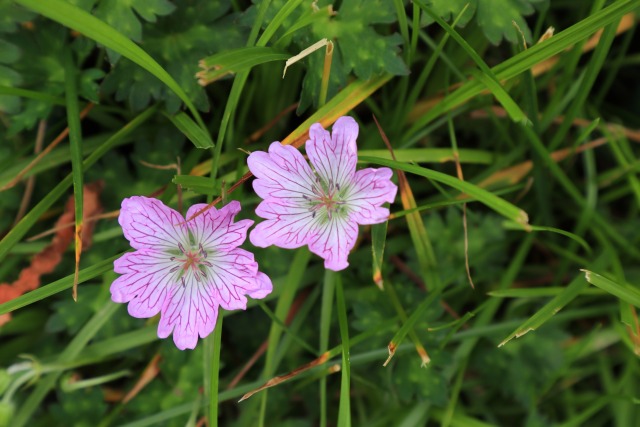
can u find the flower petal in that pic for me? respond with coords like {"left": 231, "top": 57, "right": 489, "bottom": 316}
{"left": 306, "top": 116, "right": 358, "bottom": 189}
{"left": 346, "top": 167, "right": 397, "bottom": 224}
{"left": 185, "top": 200, "right": 253, "bottom": 252}
{"left": 247, "top": 141, "right": 317, "bottom": 204}
{"left": 157, "top": 281, "right": 219, "bottom": 350}
{"left": 205, "top": 248, "right": 273, "bottom": 311}
{"left": 308, "top": 217, "right": 359, "bottom": 271}
{"left": 249, "top": 272, "right": 273, "bottom": 300}
{"left": 119, "top": 196, "right": 188, "bottom": 251}
{"left": 250, "top": 200, "right": 319, "bottom": 249}
{"left": 111, "top": 250, "right": 175, "bottom": 318}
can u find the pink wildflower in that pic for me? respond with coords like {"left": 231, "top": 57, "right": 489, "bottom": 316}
{"left": 111, "top": 197, "right": 272, "bottom": 350}
{"left": 247, "top": 116, "right": 397, "bottom": 271}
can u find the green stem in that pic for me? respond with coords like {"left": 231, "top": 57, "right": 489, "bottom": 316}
{"left": 319, "top": 269, "right": 336, "bottom": 427}
{"left": 208, "top": 312, "right": 224, "bottom": 426}
{"left": 335, "top": 273, "right": 351, "bottom": 427}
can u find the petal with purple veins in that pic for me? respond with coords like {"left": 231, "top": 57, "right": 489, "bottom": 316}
{"left": 248, "top": 142, "right": 317, "bottom": 203}
{"left": 185, "top": 201, "right": 253, "bottom": 252}
{"left": 206, "top": 248, "right": 271, "bottom": 311}
{"left": 306, "top": 116, "right": 358, "bottom": 189}
{"left": 158, "top": 281, "right": 219, "bottom": 351}
{"left": 119, "top": 196, "right": 189, "bottom": 251}
{"left": 111, "top": 250, "right": 176, "bottom": 318}
{"left": 345, "top": 167, "right": 398, "bottom": 225}
{"left": 250, "top": 200, "right": 319, "bottom": 249}
{"left": 308, "top": 217, "right": 359, "bottom": 271}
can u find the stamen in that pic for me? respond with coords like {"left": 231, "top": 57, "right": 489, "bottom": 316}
{"left": 169, "top": 265, "right": 181, "bottom": 273}
{"left": 199, "top": 243, "right": 208, "bottom": 258}
{"left": 201, "top": 260, "right": 213, "bottom": 267}
{"left": 336, "top": 183, "right": 340, "bottom": 191}
{"left": 178, "top": 243, "right": 187, "bottom": 254}
{"left": 181, "top": 277, "right": 186, "bottom": 287}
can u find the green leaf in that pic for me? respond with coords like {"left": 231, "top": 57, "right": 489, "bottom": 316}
{"left": 165, "top": 112, "right": 214, "bottom": 149}
{"left": 419, "top": 0, "right": 476, "bottom": 26}
{"left": 197, "top": 46, "right": 290, "bottom": 85}
{"left": 0, "top": 65, "right": 22, "bottom": 114}
{"left": 101, "top": 0, "right": 243, "bottom": 112}
{"left": 0, "top": 1, "right": 35, "bottom": 33}
{"left": 316, "top": 0, "right": 409, "bottom": 79}
{"left": 15, "top": 0, "right": 204, "bottom": 124}
{"left": 475, "top": 0, "right": 545, "bottom": 45}
{"left": 94, "top": 0, "right": 176, "bottom": 62}
{"left": 78, "top": 68, "right": 105, "bottom": 103}
{"left": 172, "top": 175, "right": 216, "bottom": 195}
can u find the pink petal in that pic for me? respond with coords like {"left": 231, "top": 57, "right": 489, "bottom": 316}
{"left": 111, "top": 250, "right": 175, "bottom": 318}
{"left": 306, "top": 116, "right": 358, "bottom": 188}
{"left": 346, "top": 167, "right": 398, "bottom": 225}
{"left": 247, "top": 142, "right": 317, "bottom": 204}
{"left": 249, "top": 272, "right": 273, "bottom": 299}
{"left": 206, "top": 248, "right": 273, "bottom": 311}
{"left": 157, "top": 281, "right": 219, "bottom": 350}
{"left": 184, "top": 200, "right": 253, "bottom": 252}
{"left": 308, "top": 218, "right": 359, "bottom": 271}
{"left": 119, "top": 196, "right": 188, "bottom": 251}
{"left": 250, "top": 200, "right": 319, "bottom": 249}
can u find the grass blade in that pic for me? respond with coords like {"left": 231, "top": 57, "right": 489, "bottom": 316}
{"left": 0, "top": 254, "right": 121, "bottom": 316}
{"left": 197, "top": 47, "right": 289, "bottom": 85}
{"left": 406, "top": 0, "right": 640, "bottom": 137}
{"left": 498, "top": 273, "right": 590, "bottom": 347}
{"left": 319, "top": 269, "right": 335, "bottom": 427}
{"left": 207, "top": 313, "right": 223, "bottom": 427}
{"left": 64, "top": 53, "right": 84, "bottom": 301}
{"left": 0, "top": 85, "right": 65, "bottom": 105}
{"left": 335, "top": 273, "right": 351, "bottom": 427}
{"left": 384, "top": 289, "right": 441, "bottom": 366}
{"left": 418, "top": 1, "right": 530, "bottom": 125}
{"left": 583, "top": 270, "right": 640, "bottom": 308}
{"left": 166, "top": 112, "right": 214, "bottom": 149}
{"left": 359, "top": 156, "right": 530, "bottom": 227}
{"left": 371, "top": 221, "right": 388, "bottom": 289}
{"left": 502, "top": 221, "right": 592, "bottom": 252}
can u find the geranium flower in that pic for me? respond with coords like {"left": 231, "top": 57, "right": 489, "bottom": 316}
{"left": 247, "top": 116, "right": 397, "bottom": 271}
{"left": 111, "top": 197, "right": 272, "bottom": 350}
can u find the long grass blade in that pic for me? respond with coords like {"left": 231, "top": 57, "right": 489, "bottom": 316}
{"left": 335, "top": 273, "right": 351, "bottom": 427}
{"left": 583, "top": 270, "right": 640, "bottom": 308}
{"left": 359, "top": 156, "right": 529, "bottom": 227}
{"left": 63, "top": 53, "right": 84, "bottom": 301}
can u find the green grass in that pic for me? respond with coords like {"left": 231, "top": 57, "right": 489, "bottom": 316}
{"left": 1, "top": 1, "right": 640, "bottom": 426}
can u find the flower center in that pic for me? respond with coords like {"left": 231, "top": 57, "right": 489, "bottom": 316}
{"left": 169, "top": 242, "right": 213, "bottom": 285}
{"left": 305, "top": 177, "right": 347, "bottom": 220}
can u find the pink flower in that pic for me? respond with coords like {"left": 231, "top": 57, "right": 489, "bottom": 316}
{"left": 111, "top": 197, "right": 272, "bottom": 350}
{"left": 247, "top": 116, "right": 397, "bottom": 271}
